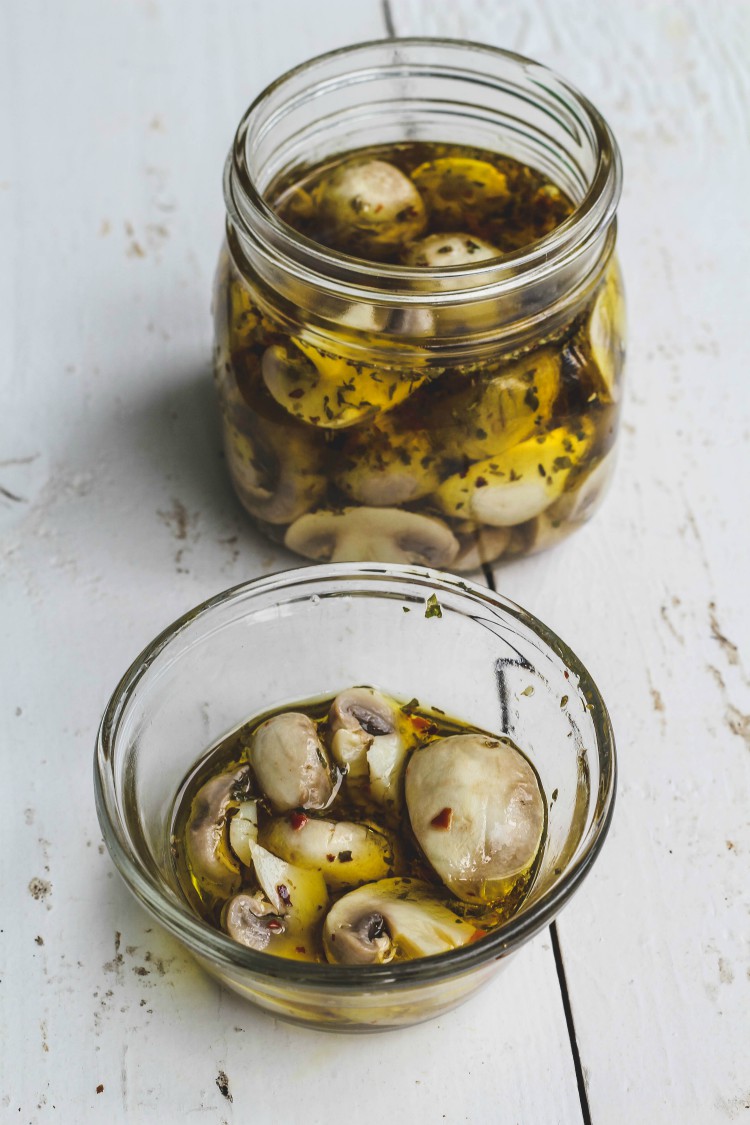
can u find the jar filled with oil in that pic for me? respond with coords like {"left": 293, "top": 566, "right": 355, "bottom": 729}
{"left": 216, "top": 42, "right": 624, "bottom": 568}
{"left": 172, "top": 687, "right": 547, "bottom": 964}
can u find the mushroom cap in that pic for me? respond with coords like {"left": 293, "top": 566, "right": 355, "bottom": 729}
{"left": 452, "top": 525, "right": 513, "bottom": 572}
{"left": 587, "top": 260, "right": 625, "bottom": 403}
{"left": 260, "top": 816, "right": 394, "bottom": 890}
{"left": 251, "top": 712, "right": 335, "bottom": 813}
{"left": 527, "top": 448, "right": 617, "bottom": 553}
{"left": 223, "top": 418, "right": 326, "bottom": 525}
{"left": 185, "top": 767, "right": 249, "bottom": 900}
{"left": 222, "top": 892, "right": 285, "bottom": 952}
{"left": 334, "top": 421, "right": 442, "bottom": 507}
{"left": 313, "top": 159, "right": 427, "bottom": 257}
{"left": 402, "top": 231, "right": 501, "bottom": 270}
{"left": 323, "top": 877, "right": 478, "bottom": 965}
{"left": 328, "top": 686, "right": 402, "bottom": 778}
{"left": 405, "top": 734, "right": 545, "bottom": 904}
{"left": 262, "top": 340, "right": 427, "bottom": 430}
{"left": 328, "top": 688, "right": 409, "bottom": 805}
{"left": 435, "top": 418, "right": 594, "bottom": 527}
{"left": 284, "top": 506, "right": 459, "bottom": 567}
{"left": 422, "top": 349, "right": 561, "bottom": 463}
{"left": 410, "top": 158, "right": 509, "bottom": 226}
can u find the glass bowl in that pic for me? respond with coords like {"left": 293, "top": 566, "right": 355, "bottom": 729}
{"left": 94, "top": 564, "right": 616, "bottom": 1032}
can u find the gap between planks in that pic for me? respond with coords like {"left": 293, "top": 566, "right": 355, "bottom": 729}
{"left": 483, "top": 563, "right": 592, "bottom": 1125}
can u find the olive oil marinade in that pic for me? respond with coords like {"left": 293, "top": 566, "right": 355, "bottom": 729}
{"left": 216, "top": 141, "right": 624, "bottom": 568}
{"left": 172, "top": 688, "right": 548, "bottom": 965}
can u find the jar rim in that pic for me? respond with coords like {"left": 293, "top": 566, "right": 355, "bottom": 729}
{"left": 94, "top": 563, "right": 617, "bottom": 991}
{"left": 224, "top": 37, "right": 622, "bottom": 302}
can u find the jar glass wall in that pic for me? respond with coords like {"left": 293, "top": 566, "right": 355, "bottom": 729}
{"left": 214, "top": 40, "right": 624, "bottom": 569}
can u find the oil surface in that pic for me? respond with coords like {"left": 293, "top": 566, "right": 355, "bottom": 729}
{"left": 171, "top": 691, "right": 547, "bottom": 963}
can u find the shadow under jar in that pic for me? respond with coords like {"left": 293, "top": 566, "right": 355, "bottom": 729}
{"left": 215, "top": 40, "right": 624, "bottom": 570}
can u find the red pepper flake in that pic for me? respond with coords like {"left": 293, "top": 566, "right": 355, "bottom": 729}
{"left": 267, "top": 919, "right": 283, "bottom": 932}
{"left": 96, "top": 1085, "right": 104, "bottom": 1095}
{"left": 469, "top": 928, "right": 487, "bottom": 944}
{"left": 277, "top": 884, "right": 292, "bottom": 906}
{"left": 430, "top": 807, "right": 453, "bottom": 830}
{"left": 295, "top": 946, "right": 306, "bottom": 954}
{"left": 326, "top": 853, "right": 335, "bottom": 863}
{"left": 411, "top": 715, "right": 438, "bottom": 735}
{"left": 290, "top": 812, "right": 308, "bottom": 831}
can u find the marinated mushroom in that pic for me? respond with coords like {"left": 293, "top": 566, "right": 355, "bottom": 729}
{"left": 405, "top": 734, "right": 545, "bottom": 904}
{"left": 260, "top": 816, "right": 394, "bottom": 889}
{"left": 222, "top": 891, "right": 285, "bottom": 952}
{"left": 185, "top": 767, "right": 249, "bottom": 899}
{"left": 328, "top": 687, "right": 403, "bottom": 778}
{"left": 526, "top": 448, "right": 617, "bottom": 552}
{"left": 410, "top": 158, "right": 509, "bottom": 227}
{"left": 323, "top": 878, "right": 478, "bottom": 965}
{"left": 327, "top": 687, "right": 409, "bottom": 807}
{"left": 334, "top": 421, "right": 442, "bottom": 507}
{"left": 285, "top": 506, "right": 459, "bottom": 566}
{"left": 248, "top": 841, "right": 328, "bottom": 931}
{"left": 251, "top": 712, "right": 335, "bottom": 813}
{"left": 586, "top": 261, "right": 625, "bottom": 402}
{"left": 452, "top": 525, "right": 513, "bottom": 572}
{"left": 228, "top": 799, "right": 258, "bottom": 867}
{"left": 313, "top": 159, "right": 427, "bottom": 257}
{"left": 435, "top": 417, "right": 594, "bottom": 527}
{"left": 262, "top": 340, "right": 427, "bottom": 429}
{"left": 223, "top": 419, "right": 325, "bottom": 525}
{"left": 425, "top": 349, "right": 561, "bottom": 462}
{"left": 402, "top": 231, "right": 501, "bottom": 269}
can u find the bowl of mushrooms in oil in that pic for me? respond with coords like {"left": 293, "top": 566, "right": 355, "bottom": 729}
{"left": 95, "top": 564, "right": 616, "bottom": 1031}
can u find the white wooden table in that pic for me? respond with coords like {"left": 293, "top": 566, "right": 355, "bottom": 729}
{"left": 2, "top": 2, "right": 748, "bottom": 1121}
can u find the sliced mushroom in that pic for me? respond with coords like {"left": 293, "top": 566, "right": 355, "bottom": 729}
{"left": 328, "top": 687, "right": 403, "bottom": 777}
{"left": 223, "top": 418, "right": 326, "bottom": 525}
{"left": 405, "top": 734, "right": 545, "bottom": 905}
{"left": 403, "top": 232, "right": 501, "bottom": 269}
{"left": 435, "top": 418, "right": 594, "bottom": 527}
{"left": 185, "top": 767, "right": 249, "bottom": 899}
{"left": 452, "top": 525, "right": 513, "bottom": 572}
{"left": 260, "top": 816, "right": 394, "bottom": 889}
{"left": 526, "top": 448, "right": 617, "bottom": 553}
{"left": 262, "top": 340, "right": 426, "bottom": 430}
{"left": 313, "top": 159, "right": 427, "bottom": 257}
{"left": 323, "top": 877, "right": 478, "bottom": 965}
{"left": 248, "top": 841, "right": 329, "bottom": 931}
{"left": 251, "top": 712, "right": 335, "bottom": 813}
{"left": 228, "top": 799, "right": 258, "bottom": 867}
{"left": 586, "top": 260, "right": 625, "bottom": 402}
{"left": 334, "top": 421, "right": 442, "bottom": 507}
{"left": 285, "top": 507, "right": 459, "bottom": 566}
{"left": 222, "top": 891, "right": 285, "bottom": 952}
{"left": 425, "top": 349, "right": 561, "bottom": 463}
{"left": 410, "top": 158, "right": 509, "bottom": 227}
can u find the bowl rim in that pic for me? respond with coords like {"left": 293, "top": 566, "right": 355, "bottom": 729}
{"left": 94, "top": 563, "right": 616, "bottom": 989}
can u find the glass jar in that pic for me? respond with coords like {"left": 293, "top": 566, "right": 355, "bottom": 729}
{"left": 214, "top": 40, "right": 624, "bottom": 570}
{"left": 95, "top": 564, "right": 616, "bottom": 1031}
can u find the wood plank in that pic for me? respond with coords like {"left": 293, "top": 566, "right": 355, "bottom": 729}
{"left": 390, "top": 0, "right": 750, "bottom": 1119}
{"left": 0, "top": 2, "right": 583, "bottom": 1121}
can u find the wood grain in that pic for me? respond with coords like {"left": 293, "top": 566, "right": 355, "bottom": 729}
{"left": 390, "top": 0, "right": 750, "bottom": 1120}
{"left": 0, "top": 2, "right": 584, "bottom": 1122}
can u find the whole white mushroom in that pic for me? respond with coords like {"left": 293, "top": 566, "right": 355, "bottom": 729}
{"left": 405, "top": 734, "right": 545, "bottom": 904}
{"left": 313, "top": 159, "right": 427, "bottom": 257}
